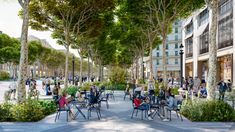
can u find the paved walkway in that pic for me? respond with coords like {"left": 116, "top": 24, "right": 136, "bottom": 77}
{"left": 0, "top": 91, "right": 234, "bottom": 132}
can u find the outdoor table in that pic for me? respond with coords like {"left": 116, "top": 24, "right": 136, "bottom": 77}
{"left": 70, "top": 100, "right": 86, "bottom": 120}
{"left": 150, "top": 103, "right": 163, "bottom": 119}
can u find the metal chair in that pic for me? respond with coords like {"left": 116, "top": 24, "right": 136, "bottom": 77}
{"left": 99, "top": 93, "right": 109, "bottom": 109}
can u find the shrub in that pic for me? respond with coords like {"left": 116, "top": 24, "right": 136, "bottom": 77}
{"left": 11, "top": 100, "right": 44, "bottom": 122}
{"left": 80, "top": 82, "right": 92, "bottom": 91}
{"left": 39, "top": 100, "right": 57, "bottom": 116}
{"left": 0, "top": 103, "right": 15, "bottom": 122}
{"left": 93, "top": 81, "right": 101, "bottom": 86}
{"left": 138, "top": 79, "right": 145, "bottom": 84}
{"left": 181, "top": 99, "right": 235, "bottom": 122}
{"left": 64, "top": 86, "right": 79, "bottom": 96}
{"left": 108, "top": 67, "right": 127, "bottom": 84}
{"left": 171, "top": 87, "right": 179, "bottom": 95}
{"left": 0, "top": 70, "right": 10, "bottom": 80}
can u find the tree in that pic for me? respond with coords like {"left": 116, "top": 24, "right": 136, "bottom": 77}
{"left": 205, "top": 0, "right": 219, "bottom": 100}
{"left": 126, "top": 0, "right": 204, "bottom": 85}
{"left": 28, "top": 0, "right": 115, "bottom": 88}
{"left": 17, "top": 0, "right": 30, "bottom": 103}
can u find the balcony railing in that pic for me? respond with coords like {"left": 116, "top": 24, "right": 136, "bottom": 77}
{"left": 218, "top": 40, "right": 233, "bottom": 49}
{"left": 186, "top": 53, "right": 193, "bottom": 58}
{"left": 200, "top": 47, "right": 209, "bottom": 54}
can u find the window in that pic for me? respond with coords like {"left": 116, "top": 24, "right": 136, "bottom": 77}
{"left": 175, "top": 43, "right": 178, "bottom": 49}
{"left": 185, "top": 37, "right": 193, "bottom": 58}
{"left": 157, "top": 59, "right": 159, "bottom": 65}
{"left": 198, "top": 8, "right": 209, "bottom": 26}
{"left": 175, "top": 21, "right": 178, "bottom": 25}
{"left": 166, "top": 52, "right": 168, "bottom": 56}
{"left": 166, "top": 44, "right": 169, "bottom": 49}
{"left": 157, "top": 46, "right": 159, "bottom": 50}
{"left": 200, "top": 26, "right": 209, "bottom": 54}
{"left": 175, "top": 59, "right": 178, "bottom": 64}
{"left": 186, "top": 22, "right": 193, "bottom": 35}
{"left": 175, "top": 51, "right": 178, "bottom": 56}
{"left": 166, "top": 59, "right": 169, "bottom": 64}
{"left": 175, "top": 35, "right": 178, "bottom": 41}
{"left": 175, "top": 28, "right": 178, "bottom": 33}
{"left": 219, "top": 0, "right": 232, "bottom": 15}
{"left": 218, "top": 13, "right": 233, "bottom": 49}
{"left": 157, "top": 52, "right": 159, "bottom": 57}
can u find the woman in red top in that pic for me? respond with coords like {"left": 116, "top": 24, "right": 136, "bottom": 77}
{"left": 59, "top": 92, "right": 75, "bottom": 119}
{"left": 133, "top": 95, "right": 153, "bottom": 120}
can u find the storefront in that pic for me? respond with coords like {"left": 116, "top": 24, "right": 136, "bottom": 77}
{"left": 185, "top": 63, "right": 193, "bottom": 78}
{"left": 217, "top": 55, "right": 232, "bottom": 81}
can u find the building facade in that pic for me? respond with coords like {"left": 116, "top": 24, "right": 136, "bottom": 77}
{"left": 149, "top": 20, "right": 182, "bottom": 79}
{"left": 182, "top": 0, "right": 235, "bottom": 85}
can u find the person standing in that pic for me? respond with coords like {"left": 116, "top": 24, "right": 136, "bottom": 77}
{"left": 9, "top": 80, "right": 17, "bottom": 100}
{"left": 193, "top": 77, "right": 201, "bottom": 96}
{"left": 45, "top": 77, "right": 51, "bottom": 95}
{"left": 218, "top": 80, "right": 228, "bottom": 100}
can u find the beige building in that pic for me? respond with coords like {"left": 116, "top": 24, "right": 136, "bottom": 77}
{"left": 182, "top": 0, "right": 235, "bottom": 85}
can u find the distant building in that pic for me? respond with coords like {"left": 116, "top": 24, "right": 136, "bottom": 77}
{"left": 146, "top": 20, "right": 182, "bottom": 79}
{"left": 28, "top": 35, "right": 53, "bottom": 49}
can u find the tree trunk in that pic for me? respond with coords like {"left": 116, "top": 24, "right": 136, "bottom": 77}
{"left": 79, "top": 55, "right": 83, "bottom": 85}
{"left": 98, "top": 60, "right": 102, "bottom": 81}
{"left": 207, "top": 0, "right": 218, "bottom": 100}
{"left": 17, "top": 0, "right": 30, "bottom": 103}
{"left": 162, "top": 35, "right": 168, "bottom": 87}
{"left": 87, "top": 55, "right": 90, "bottom": 82}
{"left": 135, "top": 59, "right": 139, "bottom": 80}
{"left": 33, "top": 62, "right": 36, "bottom": 78}
{"left": 64, "top": 46, "right": 69, "bottom": 88}
{"left": 148, "top": 34, "right": 154, "bottom": 81}
{"left": 101, "top": 65, "right": 104, "bottom": 81}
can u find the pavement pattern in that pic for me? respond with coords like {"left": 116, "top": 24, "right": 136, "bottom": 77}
{"left": 0, "top": 81, "right": 234, "bottom": 132}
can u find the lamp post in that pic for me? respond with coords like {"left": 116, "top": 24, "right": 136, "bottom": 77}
{"left": 179, "top": 44, "right": 184, "bottom": 88}
{"left": 72, "top": 55, "right": 75, "bottom": 85}
{"left": 31, "top": 68, "right": 33, "bottom": 79}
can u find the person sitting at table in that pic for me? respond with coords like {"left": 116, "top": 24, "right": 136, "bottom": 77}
{"left": 161, "top": 91, "right": 177, "bottom": 122}
{"left": 199, "top": 85, "right": 207, "bottom": 98}
{"left": 76, "top": 91, "right": 85, "bottom": 102}
{"left": 59, "top": 92, "right": 75, "bottom": 119}
{"left": 133, "top": 94, "right": 153, "bottom": 120}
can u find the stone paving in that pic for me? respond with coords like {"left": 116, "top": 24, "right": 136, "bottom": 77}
{"left": 0, "top": 81, "right": 235, "bottom": 132}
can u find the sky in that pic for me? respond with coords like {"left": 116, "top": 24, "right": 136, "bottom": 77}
{"left": 0, "top": 0, "right": 79, "bottom": 57}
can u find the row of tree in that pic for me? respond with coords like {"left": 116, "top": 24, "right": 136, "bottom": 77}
{"left": 114, "top": 0, "right": 219, "bottom": 100}
{"left": 0, "top": 33, "right": 93, "bottom": 79}
{"left": 17, "top": 0, "right": 219, "bottom": 102}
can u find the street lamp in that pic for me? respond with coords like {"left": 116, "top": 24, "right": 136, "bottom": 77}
{"left": 72, "top": 55, "right": 75, "bottom": 85}
{"left": 179, "top": 44, "right": 184, "bottom": 88}
{"left": 31, "top": 68, "right": 33, "bottom": 79}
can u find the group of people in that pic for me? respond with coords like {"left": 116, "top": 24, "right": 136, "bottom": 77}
{"left": 55, "top": 84, "right": 102, "bottom": 120}
{"left": 132, "top": 83, "right": 181, "bottom": 121}
{"left": 182, "top": 76, "right": 232, "bottom": 99}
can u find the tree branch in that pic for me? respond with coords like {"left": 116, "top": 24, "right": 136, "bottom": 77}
{"left": 18, "top": 0, "right": 24, "bottom": 7}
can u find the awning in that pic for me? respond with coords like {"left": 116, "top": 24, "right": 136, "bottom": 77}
{"left": 183, "top": 17, "right": 192, "bottom": 27}
{"left": 195, "top": 23, "right": 209, "bottom": 37}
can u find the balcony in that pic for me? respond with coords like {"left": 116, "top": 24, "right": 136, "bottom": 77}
{"left": 218, "top": 40, "right": 233, "bottom": 49}
{"left": 200, "top": 48, "right": 209, "bottom": 54}
{"left": 186, "top": 53, "right": 193, "bottom": 58}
